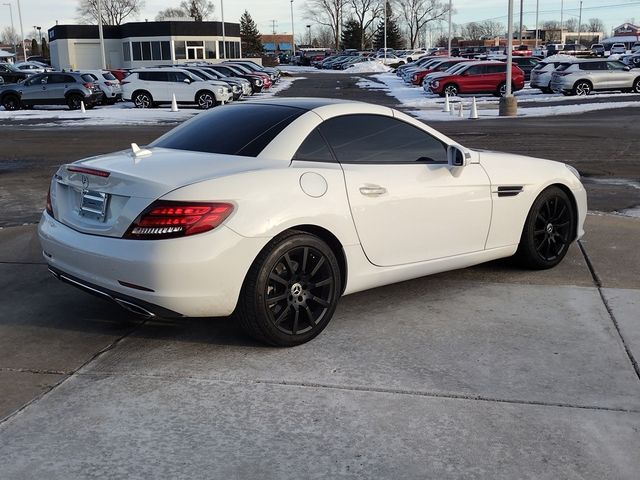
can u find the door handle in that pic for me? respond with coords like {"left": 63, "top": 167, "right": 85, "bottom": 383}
{"left": 359, "top": 185, "right": 387, "bottom": 197}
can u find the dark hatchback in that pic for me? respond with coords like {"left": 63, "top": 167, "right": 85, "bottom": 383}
{"left": 0, "top": 62, "right": 30, "bottom": 85}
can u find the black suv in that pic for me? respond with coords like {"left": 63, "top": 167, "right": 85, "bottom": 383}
{"left": 0, "top": 72, "right": 102, "bottom": 110}
{"left": 0, "top": 63, "right": 29, "bottom": 85}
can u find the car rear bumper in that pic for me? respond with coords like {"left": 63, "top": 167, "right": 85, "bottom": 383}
{"left": 38, "top": 212, "right": 268, "bottom": 317}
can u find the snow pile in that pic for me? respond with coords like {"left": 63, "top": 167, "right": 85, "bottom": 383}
{"left": 543, "top": 54, "right": 578, "bottom": 62}
{"left": 346, "top": 61, "right": 391, "bottom": 73}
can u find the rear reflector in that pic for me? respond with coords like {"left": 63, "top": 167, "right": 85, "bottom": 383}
{"left": 124, "top": 201, "right": 234, "bottom": 240}
{"left": 67, "top": 166, "right": 111, "bottom": 177}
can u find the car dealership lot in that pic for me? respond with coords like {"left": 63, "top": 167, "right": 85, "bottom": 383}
{"left": 1, "top": 72, "right": 640, "bottom": 477}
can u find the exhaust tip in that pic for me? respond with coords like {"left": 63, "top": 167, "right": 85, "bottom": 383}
{"left": 114, "top": 298, "right": 156, "bottom": 319}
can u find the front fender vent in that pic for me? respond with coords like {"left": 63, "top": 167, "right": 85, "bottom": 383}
{"left": 496, "top": 186, "right": 524, "bottom": 197}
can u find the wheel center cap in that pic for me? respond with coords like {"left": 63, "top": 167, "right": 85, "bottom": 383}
{"left": 546, "top": 223, "right": 554, "bottom": 234}
{"left": 290, "top": 283, "right": 303, "bottom": 296}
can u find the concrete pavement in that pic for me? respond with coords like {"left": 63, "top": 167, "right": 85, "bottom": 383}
{"left": 0, "top": 213, "right": 639, "bottom": 478}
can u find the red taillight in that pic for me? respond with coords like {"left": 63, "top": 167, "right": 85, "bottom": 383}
{"left": 83, "top": 82, "right": 93, "bottom": 89}
{"left": 46, "top": 184, "right": 54, "bottom": 218}
{"left": 67, "top": 166, "right": 111, "bottom": 177}
{"left": 124, "top": 201, "right": 234, "bottom": 240}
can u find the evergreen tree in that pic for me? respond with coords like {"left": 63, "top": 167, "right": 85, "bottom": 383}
{"left": 341, "top": 19, "right": 362, "bottom": 50}
{"left": 373, "top": 1, "right": 402, "bottom": 50}
{"left": 240, "top": 10, "right": 263, "bottom": 57}
{"left": 31, "top": 38, "right": 39, "bottom": 56}
{"left": 41, "top": 38, "right": 49, "bottom": 59}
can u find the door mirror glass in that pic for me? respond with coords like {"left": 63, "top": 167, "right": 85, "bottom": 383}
{"left": 183, "top": 78, "right": 191, "bottom": 84}
{"left": 624, "top": 66, "right": 631, "bottom": 71}
{"left": 447, "top": 145, "right": 468, "bottom": 167}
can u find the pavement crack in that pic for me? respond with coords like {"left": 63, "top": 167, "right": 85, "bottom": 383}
{"left": 0, "top": 367, "right": 69, "bottom": 375}
{"left": 76, "top": 371, "right": 640, "bottom": 414}
{"left": 578, "top": 239, "right": 640, "bottom": 381}
{"left": 0, "top": 318, "right": 149, "bottom": 427}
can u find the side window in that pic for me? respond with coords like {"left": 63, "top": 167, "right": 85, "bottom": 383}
{"left": 293, "top": 129, "right": 335, "bottom": 162}
{"left": 466, "top": 65, "right": 486, "bottom": 75}
{"left": 171, "top": 71, "right": 190, "bottom": 82}
{"left": 607, "top": 61, "right": 626, "bottom": 70}
{"left": 486, "top": 65, "right": 505, "bottom": 74}
{"left": 319, "top": 115, "right": 447, "bottom": 164}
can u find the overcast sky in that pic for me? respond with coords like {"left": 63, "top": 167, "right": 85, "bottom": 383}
{"left": 3, "top": 0, "right": 638, "bottom": 40}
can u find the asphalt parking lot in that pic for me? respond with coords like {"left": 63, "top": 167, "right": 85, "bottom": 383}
{"left": 1, "top": 72, "right": 639, "bottom": 478}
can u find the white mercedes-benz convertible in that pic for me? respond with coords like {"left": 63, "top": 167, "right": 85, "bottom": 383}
{"left": 39, "top": 98, "right": 586, "bottom": 346}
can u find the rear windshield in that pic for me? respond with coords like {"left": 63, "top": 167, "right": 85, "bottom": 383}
{"left": 81, "top": 74, "right": 95, "bottom": 82}
{"left": 555, "top": 63, "right": 573, "bottom": 72}
{"left": 101, "top": 72, "right": 117, "bottom": 80}
{"left": 150, "top": 104, "right": 305, "bottom": 157}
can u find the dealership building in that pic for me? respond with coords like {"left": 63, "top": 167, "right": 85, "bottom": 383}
{"left": 47, "top": 21, "right": 243, "bottom": 70}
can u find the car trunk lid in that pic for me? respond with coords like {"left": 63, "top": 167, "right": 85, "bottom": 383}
{"left": 50, "top": 147, "right": 269, "bottom": 238}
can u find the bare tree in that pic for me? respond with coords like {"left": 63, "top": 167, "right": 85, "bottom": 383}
{"left": 304, "top": 0, "right": 348, "bottom": 50}
{"left": 313, "top": 25, "right": 334, "bottom": 47}
{"left": 156, "top": 7, "right": 189, "bottom": 21}
{"left": 564, "top": 17, "right": 578, "bottom": 32}
{"left": 479, "top": 20, "right": 504, "bottom": 38}
{"left": 587, "top": 18, "right": 605, "bottom": 32}
{"left": 76, "top": 0, "right": 145, "bottom": 25}
{"left": 1, "top": 26, "right": 19, "bottom": 48}
{"left": 349, "top": 0, "right": 383, "bottom": 50}
{"left": 180, "top": 0, "right": 214, "bottom": 21}
{"left": 394, "top": 0, "right": 449, "bottom": 49}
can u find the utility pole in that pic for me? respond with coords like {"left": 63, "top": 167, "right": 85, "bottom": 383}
{"left": 2, "top": 3, "right": 15, "bottom": 55}
{"left": 577, "top": 0, "right": 583, "bottom": 45}
{"left": 447, "top": 0, "right": 452, "bottom": 54}
{"left": 499, "top": 0, "right": 517, "bottom": 116}
{"left": 16, "top": 0, "right": 26, "bottom": 61}
{"left": 290, "top": 0, "right": 296, "bottom": 56}
{"left": 220, "top": 0, "right": 226, "bottom": 59}
{"left": 97, "top": 0, "right": 106, "bottom": 69}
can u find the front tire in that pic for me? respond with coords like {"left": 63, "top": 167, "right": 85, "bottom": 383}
{"left": 2, "top": 94, "right": 21, "bottom": 111}
{"left": 632, "top": 78, "right": 640, "bottom": 93}
{"left": 441, "top": 84, "right": 458, "bottom": 97}
{"left": 196, "top": 91, "right": 215, "bottom": 109}
{"left": 516, "top": 186, "right": 575, "bottom": 269}
{"left": 237, "top": 231, "right": 341, "bottom": 347}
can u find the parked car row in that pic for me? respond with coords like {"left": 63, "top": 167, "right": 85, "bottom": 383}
{"left": 0, "top": 60, "right": 281, "bottom": 111}
{"left": 394, "top": 54, "right": 640, "bottom": 98}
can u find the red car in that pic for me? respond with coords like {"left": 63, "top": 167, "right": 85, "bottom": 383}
{"left": 429, "top": 61, "right": 525, "bottom": 97}
{"left": 410, "top": 58, "right": 472, "bottom": 86}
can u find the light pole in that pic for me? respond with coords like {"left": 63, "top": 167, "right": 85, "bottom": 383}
{"left": 290, "top": 0, "right": 296, "bottom": 57}
{"left": 560, "top": 0, "right": 564, "bottom": 40}
{"left": 2, "top": 3, "right": 15, "bottom": 54}
{"left": 97, "top": 0, "right": 106, "bottom": 68}
{"left": 16, "top": 0, "right": 26, "bottom": 61}
{"left": 306, "top": 24, "right": 311, "bottom": 46}
{"left": 499, "top": 0, "right": 517, "bottom": 116}
{"left": 518, "top": 0, "right": 523, "bottom": 44}
{"left": 447, "top": 0, "right": 452, "bottom": 54}
{"left": 577, "top": 0, "right": 583, "bottom": 46}
{"left": 220, "top": 0, "right": 226, "bottom": 59}
{"left": 383, "top": 0, "right": 387, "bottom": 60}
{"left": 535, "top": 0, "right": 539, "bottom": 47}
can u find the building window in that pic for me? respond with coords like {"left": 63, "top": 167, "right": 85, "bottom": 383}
{"left": 187, "top": 40, "right": 204, "bottom": 47}
{"left": 132, "top": 42, "right": 142, "bottom": 61}
{"left": 205, "top": 41, "right": 217, "bottom": 59}
{"left": 218, "top": 41, "right": 241, "bottom": 59}
{"left": 151, "top": 41, "right": 161, "bottom": 60}
{"left": 123, "top": 42, "right": 131, "bottom": 61}
{"left": 174, "top": 40, "right": 186, "bottom": 60}
{"left": 161, "top": 41, "right": 171, "bottom": 60}
{"left": 141, "top": 41, "right": 152, "bottom": 61}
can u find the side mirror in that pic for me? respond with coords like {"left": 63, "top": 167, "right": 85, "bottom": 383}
{"left": 447, "top": 145, "right": 469, "bottom": 167}
{"left": 623, "top": 66, "right": 631, "bottom": 71}
{"left": 183, "top": 78, "right": 191, "bottom": 83}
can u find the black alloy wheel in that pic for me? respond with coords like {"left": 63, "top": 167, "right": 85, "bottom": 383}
{"left": 443, "top": 84, "right": 458, "bottom": 97}
{"left": 573, "top": 81, "right": 591, "bottom": 96}
{"left": 632, "top": 78, "right": 640, "bottom": 93}
{"left": 238, "top": 231, "right": 341, "bottom": 347}
{"left": 516, "top": 186, "right": 575, "bottom": 269}
{"left": 2, "top": 95, "right": 21, "bottom": 111}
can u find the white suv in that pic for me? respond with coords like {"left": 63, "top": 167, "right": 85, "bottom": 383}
{"left": 122, "top": 68, "right": 233, "bottom": 109}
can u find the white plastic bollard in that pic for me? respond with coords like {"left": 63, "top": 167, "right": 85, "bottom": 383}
{"left": 469, "top": 97, "right": 479, "bottom": 120}
{"left": 450, "top": 101, "right": 455, "bottom": 116}
{"left": 443, "top": 92, "right": 450, "bottom": 113}
{"left": 458, "top": 100, "right": 464, "bottom": 118}
{"left": 171, "top": 94, "right": 178, "bottom": 112}
{"left": 80, "top": 101, "right": 86, "bottom": 114}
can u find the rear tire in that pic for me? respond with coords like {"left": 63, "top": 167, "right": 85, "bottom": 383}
{"left": 515, "top": 186, "right": 575, "bottom": 270}
{"left": 2, "top": 94, "right": 21, "bottom": 111}
{"left": 132, "top": 91, "right": 153, "bottom": 108}
{"left": 237, "top": 231, "right": 341, "bottom": 347}
{"left": 573, "top": 81, "right": 592, "bottom": 96}
{"left": 66, "top": 94, "right": 83, "bottom": 110}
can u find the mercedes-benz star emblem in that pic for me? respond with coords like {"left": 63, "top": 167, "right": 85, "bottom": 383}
{"left": 291, "top": 283, "right": 303, "bottom": 296}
